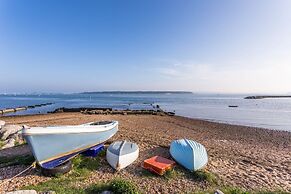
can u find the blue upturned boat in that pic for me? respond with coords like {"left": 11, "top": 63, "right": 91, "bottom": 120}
{"left": 22, "top": 121, "right": 118, "bottom": 169}
{"left": 170, "top": 139, "right": 208, "bottom": 171}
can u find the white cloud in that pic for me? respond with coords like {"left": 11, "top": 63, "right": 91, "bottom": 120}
{"left": 154, "top": 61, "right": 291, "bottom": 94}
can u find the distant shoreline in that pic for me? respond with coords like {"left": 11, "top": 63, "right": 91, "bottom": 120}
{"left": 80, "top": 91, "right": 193, "bottom": 94}
{"left": 245, "top": 95, "right": 291, "bottom": 99}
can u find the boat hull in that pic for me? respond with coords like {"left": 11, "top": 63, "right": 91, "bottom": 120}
{"left": 23, "top": 121, "right": 118, "bottom": 169}
{"left": 170, "top": 139, "right": 208, "bottom": 171}
{"left": 106, "top": 141, "right": 139, "bottom": 170}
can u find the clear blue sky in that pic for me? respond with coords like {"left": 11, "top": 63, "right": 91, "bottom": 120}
{"left": 0, "top": 0, "right": 291, "bottom": 93}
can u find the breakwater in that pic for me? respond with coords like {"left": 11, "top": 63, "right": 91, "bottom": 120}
{"left": 245, "top": 95, "right": 291, "bottom": 99}
{"left": 0, "top": 103, "right": 53, "bottom": 115}
{"left": 51, "top": 107, "right": 175, "bottom": 116}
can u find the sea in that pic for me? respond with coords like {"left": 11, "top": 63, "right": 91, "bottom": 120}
{"left": 1, "top": 92, "right": 291, "bottom": 132}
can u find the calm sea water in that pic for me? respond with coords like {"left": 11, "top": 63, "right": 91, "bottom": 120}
{"left": 1, "top": 93, "right": 291, "bottom": 132}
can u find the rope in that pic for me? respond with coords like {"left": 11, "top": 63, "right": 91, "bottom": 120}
{"left": 10, "top": 161, "right": 36, "bottom": 180}
{"left": 3, "top": 161, "right": 36, "bottom": 184}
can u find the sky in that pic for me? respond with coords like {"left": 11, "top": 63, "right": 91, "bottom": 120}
{"left": 0, "top": 0, "right": 291, "bottom": 94}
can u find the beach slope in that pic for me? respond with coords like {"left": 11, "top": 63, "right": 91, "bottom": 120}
{"left": 0, "top": 113, "right": 290, "bottom": 193}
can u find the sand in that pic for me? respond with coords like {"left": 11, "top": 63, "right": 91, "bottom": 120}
{"left": 0, "top": 113, "right": 290, "bottom": 193}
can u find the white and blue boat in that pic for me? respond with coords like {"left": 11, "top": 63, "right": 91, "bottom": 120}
{"left": 22, "top": 121, "right": 118, "bottom": 169}
{"left": 170, "top": 139, "right": 208, "bottom": 171}
{"left": 106, "top": 140, "right": 139, "bottom": 170}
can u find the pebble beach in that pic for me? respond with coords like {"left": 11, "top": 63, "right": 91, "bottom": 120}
{"left": 0, "top": 113, "right": 290, "bottom": 193}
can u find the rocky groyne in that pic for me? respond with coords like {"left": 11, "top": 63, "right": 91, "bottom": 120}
{"left": 51, "top": 107, "right": 175, "bottom": 116}
{"left": 0, "top": 103, "right": 53, "bottom": 115}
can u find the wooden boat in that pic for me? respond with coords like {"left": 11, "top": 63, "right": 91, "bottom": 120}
{"left": 22, "top": 121, "right": 118, "bottom": 169}
{"left": 106, "top": 140, "right": 139, "bottom": 170}
{"left": 170, "top": 139, "right": 208, "bottom": 171}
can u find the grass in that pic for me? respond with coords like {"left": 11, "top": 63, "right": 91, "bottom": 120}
{"left": 70, "top": 154, "right": 101, "bottom": 177}
{"left": 189, "top": 171, "right": 290, "bottom": 194}
{"left": 220, "top": 187, "right": 250, "bottom": 194}
{"left": 191, "top": 169, "right": 218, "bottom": 185}
{"left": 0, "top": 154, "right": 35, "bottom": 168}
{"left": 14, "top": 140, "right": 26, "bottom": 146}
{"left": 0, "top": 139, "right": 27, "bottom": 149}
{"left": 15, "top": 151, "right": 288, "bottom": 194}
{"left": 24, "top": 176, "right": 140, "bottom": 194}
{"left": 140, "top": 166, "right": 217, "bottom": 185}
{"left": 0, "top": 140, "right": 5, "bottom": 148}
{"left": 109, "top": 179, "right": 139, "bottom": 194}
{"left": 140, "top": 167, "right": 180, "bottom": 181}
{"left": 255, "top": 191, "right": 290, "bottom": 194}
{"left": 140, "top": 168, "right": 157, "bottom": 178}
{"left": 192, "top": 187, "right": 291, "bottom": 194}
{"left": 24, "top": 176, "right": 87, "bottom": 194}
{"left": 86, "top": 179, "right": 140, "bottom": 194}
{"left": 23, "top": 154, "right": 102, "bottom": 193}
{"left": 21, "top": 148, "right": 140, "bottom": 194}
{"left": 163, "top": 168, "right": 178, "bottom": 180}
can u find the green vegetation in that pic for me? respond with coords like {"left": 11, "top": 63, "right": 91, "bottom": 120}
{"left": 0, "top": 155, "right": 35, "bottom": 168}
{"left": 25, "top": 175, "right": 140, "bottom": 194}
{"left": 163, "top": 168, "right": 178, "bottom": 180}
{"left": 191, "top": 170, "right": 218, "bottom": 185}
{"left": 0, "top": 140, "right": 5, "bottom": 148}
{"left": 87, "top": 179, "right": 140, "bottom": 194}
{"left": 0, "top": 139, "right": 27, "bottom": 149}
{"left": 193, "top": 187, "right": 291, "bottom": 194}
{"left": 21, "top": 149, "right": 140, "bottom": 194}
{"left": 14, "top": 140, "right": 27, "bottom": 147}
{"left": 24, "top": 176, "right": 87, "bottom": 194}
{"left": 17, "top": 152, "right": 288, "bottom": 194}
{"left": 140, "top": 167, "right": 180, "bottom": 180}
{"left": 140, "top": 169, "right": 156, "bottom": 178}
{"left": 14, "top": 140, "right": 21, "bottom": 146}
{"left": 109, "top": 179, "right": 139, "bottom": 194}
{"left": 70, "top": 154, "right": 101, "bottom": 177}
{"left": 256, "top": 191, "right": 290, "bottom": 194}
{"left": 220, "top": 187, "right": 249, "bottom": 194}
{"left": 23, "top": 154, "right": 101, "bottom": 193}
{"left": 85, "top": 182, "right": 110, "bottom": 194}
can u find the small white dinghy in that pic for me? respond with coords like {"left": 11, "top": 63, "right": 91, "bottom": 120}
{"left": 106, "top": 140, "right": 139, "bottom": 170}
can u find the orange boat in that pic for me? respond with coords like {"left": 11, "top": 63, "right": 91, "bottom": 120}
{"left": 142, "top": 156, "right": 175, "bottom": 175}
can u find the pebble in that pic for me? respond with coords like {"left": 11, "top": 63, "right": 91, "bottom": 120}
{"left": 6, "top": 190, "right": 37, "bottom": 194}
{"left": 1, "top": 114, "right": 290, "bottom": 193}
{"left": 38, "top": 191, "right": 56, "bottom": 194}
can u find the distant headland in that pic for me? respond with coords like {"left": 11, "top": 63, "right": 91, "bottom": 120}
{"left": 80, "top": 91, "right": 193, "bottom": 94}
{"left": 245, "top": 95, "right": 291, "bottom": 99}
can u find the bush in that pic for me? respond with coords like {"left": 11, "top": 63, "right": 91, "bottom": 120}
{"left": 110, "top": 179, "right": 139, "bottom": 194}
{"left": 86, "top": 183, "right": 110, "bottom": 194}
{"left": 86, "top": 179, "right": 139, "bottom": 194}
